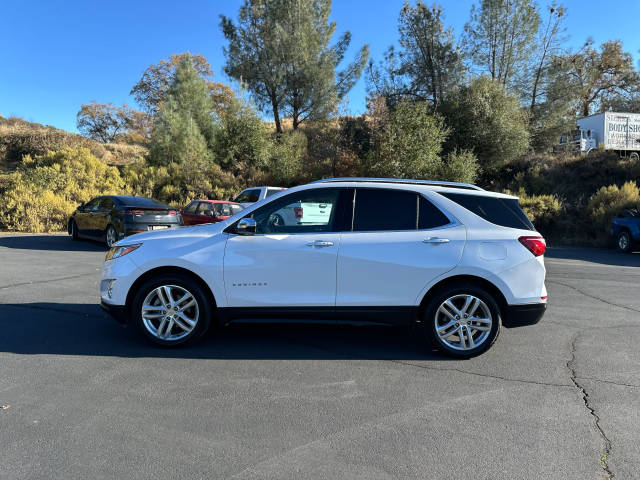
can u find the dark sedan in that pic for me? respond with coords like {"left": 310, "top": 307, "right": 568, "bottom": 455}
{"left": 68, "top": 195, "right": 182, "bottom": 247}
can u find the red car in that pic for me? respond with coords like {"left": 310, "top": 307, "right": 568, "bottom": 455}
{"left": 181, "top": 200, "right": 245, "bottom": 226}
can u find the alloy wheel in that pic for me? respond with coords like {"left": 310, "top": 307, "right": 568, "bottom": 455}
{"left": 141, "top": 285, "right": 199, "bottom": 342}
{"left": 106, "top": 227, "right": 117, "bottom": 248}
{"left": 435, "top": 294, "right": 492, "bottom": 351}
{"left": 618, "top": 232, "right": 629, "bottom": 251}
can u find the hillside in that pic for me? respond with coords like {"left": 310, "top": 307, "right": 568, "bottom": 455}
{"left": 0, "top": 115, "right": 147, "bottom": 172}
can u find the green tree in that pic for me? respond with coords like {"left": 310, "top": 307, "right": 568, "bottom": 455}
{"left": 131, "top": 52, "right": 234, "bottom": 116}
{"left": 368, "top": 1, "right": 464, "bottom": 110}
{"left": 150, "top": 54, "right": 217, "bottom": 173}
{"left": 221, "top": 0, "right": 369, "bottom": 132}
{"left": 463, "top": 0, "right": 540, "bottom": 92}
{"left": 365, "top": 100, "right": 450, "bottom": 179}
{"left": 561, "top": 40, "right": 640, "bottom": 117}
{"left": 441, "top": 76, "right": 530, "bottom": 170}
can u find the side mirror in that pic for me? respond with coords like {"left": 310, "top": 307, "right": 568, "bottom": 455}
{"left": 236, "top": 217, "right": 256, "bottom": 235}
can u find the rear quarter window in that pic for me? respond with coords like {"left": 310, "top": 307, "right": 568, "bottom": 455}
{"left": 440, "top": 192, "right": 534, "bottom": 231}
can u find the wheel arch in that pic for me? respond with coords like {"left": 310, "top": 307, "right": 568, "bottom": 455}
{"left": 419, "top": 274, "right": 509, "bottom": 319}
{"left": 125, "top": 266, "right": 218, "bottom": 318}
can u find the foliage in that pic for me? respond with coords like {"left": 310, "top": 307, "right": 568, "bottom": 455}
{"left": 441, "top": 76, "right": 530, "bottom": 172}
{"left": 0, "top": 148, "right": 124, "bottom": 232}
{"left": 221, "top": 0, "right": 369, "bottom": 132}
{"left": 588, "top": 181, "right": 640, "bottom": 231}
{"left": 265, "top": 131, "right": 308, "bottom": 186}
{"left": 365, "top": 100, "right": 449, "bottom": 178}
{"left": 439, "top": 149, "right": 479, "bottom": 184}
{"left": 368, "top": 1, "right": 464, "bottom": 110}
{"left": 215, "top": 97, "right": 272, "bottom": 178}
{"left": 0, "top": 116, "right": 146, "bottom": 171}
{"left": 131, "top": 52, "right": 234, "bottom": 116}
{"left": 76, "top": 101, "right": 130, "bottom": 143}
{"left": 558, "top": 40, "right": 640, "bottom": 117}
{"left": 150, "top": 54, "right": 217, "bottom": 169}
{"left": 463, "top": 0, "right": 539, "bottom": 91}
{"left": 511, "top": 188, "right": 562, "bottom": 233}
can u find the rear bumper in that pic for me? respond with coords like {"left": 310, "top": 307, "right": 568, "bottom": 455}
{"left": 100, "top": 301, "right": 129, "bottom": 324}
{"left": 504, "top": 302, "right": 546, "bottom": 328}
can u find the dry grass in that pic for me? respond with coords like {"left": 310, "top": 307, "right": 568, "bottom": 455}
{"left": 0, "top": 116, "right": 147, "bottom": 171}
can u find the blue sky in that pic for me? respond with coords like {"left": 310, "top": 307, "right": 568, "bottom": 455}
{"left": 1, "top": 0, "right": 639, "bottom": 132}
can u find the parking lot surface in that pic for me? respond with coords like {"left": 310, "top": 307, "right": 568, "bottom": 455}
{"left": 1, "top": 234, "right": 639, "bottom": 479}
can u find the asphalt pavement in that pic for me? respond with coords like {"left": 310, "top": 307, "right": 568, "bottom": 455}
{"left": 1, "top": 234, "right": 639, "bottom": 479}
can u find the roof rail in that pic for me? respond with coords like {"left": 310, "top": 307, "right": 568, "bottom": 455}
{"left": 311, "top": 177, "right": 484, "bottom": 191}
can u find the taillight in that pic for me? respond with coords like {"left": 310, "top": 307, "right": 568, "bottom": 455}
{"left": 168, "top": 210, "right": 177, "bottom": 215}
{"left": 294, "top": 207, "right": 303, "bottom": 218}
{"left": 122, "top": 210, "right": 144, "bottom": 216}
{"left": 519, "top": 236, "right": 546, "bottom": 256}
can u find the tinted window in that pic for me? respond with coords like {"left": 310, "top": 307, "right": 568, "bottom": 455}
{"left": 98, "top": 197, "right": 114, "bottom": 210}
{"left": 419, "top": 195, "right": 450, "bottom": 229}
{"left": 440, "top": 192, "right": 534, "bottom": 230}
{"left": 84, "top": 197, "right": 102, "bottom": 211}
{"left": 353, "top": 188, "right": 417, "bottom": 231}
{"left": 183, "top": 201, "right": 198, "bottom": 214}
{"left": 213, "top": 203, "right": 243, "bottom": 217}
{"left": 114, "top": 196, "right": 169, "bottom": 208}
{"left": 197, "top": 202, "right": 214, "bottom": 216}
{"left": 251, "top": 188, "right": 340, "bottom": 234}
{"left": 235, "top": 189, "right": 261, "bottom": 203}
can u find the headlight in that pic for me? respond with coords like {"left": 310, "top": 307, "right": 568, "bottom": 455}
{"left": 105, "top": 243, "right": 142, "bottom": 261}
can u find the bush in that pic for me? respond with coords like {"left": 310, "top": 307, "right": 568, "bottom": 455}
{"left": 511, "top": 188, "right": 563, "bottom": 234}
{"left": 441, "top": 76, "right": 530, "bottom": 173}
{"left": 438, "top": 150, "right": 479, "bottom": 184}
{"left": 588, "top": 181, "right": 640, "bottom": 231}
{"left": 0, "top": 148, "right": 124, "bottom": 232}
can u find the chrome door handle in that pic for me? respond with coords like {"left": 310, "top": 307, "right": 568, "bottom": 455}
{"left": 306, "top": 240, "right": 334, "bottom": 247}
{"left": 423, "top": 237, "right": 450, "bottom": 244}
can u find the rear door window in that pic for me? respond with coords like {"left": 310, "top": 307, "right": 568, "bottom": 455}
{"left": 353, "top": 188, "right": 417, "bottom": 231}
{"left": 265, "top": 188, "right": 284, "bottom": 198}
{"left": 440, "top": 192, "right": 534, "bottom": 230}
{"left": 235, "top": 189, "right": 261, "bottom": 203}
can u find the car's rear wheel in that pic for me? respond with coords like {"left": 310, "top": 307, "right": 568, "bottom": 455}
{"left": 70, "top": 220, "right": 79, "bottom": 240}
{"left": 131, "top": 274, "right": 211, "bottom": 347}
{"left": 423, "top": 284, "right": 501, "bottom": 358}
{"left": 616, "top": 230, "right": 632, "bottom": 253}
{"left": 105, "top": 225, "right": 117, "bottom": 248}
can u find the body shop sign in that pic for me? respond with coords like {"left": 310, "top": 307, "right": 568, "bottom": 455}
{"left": 607, "top": 116, "right": 640, "bottom": 150}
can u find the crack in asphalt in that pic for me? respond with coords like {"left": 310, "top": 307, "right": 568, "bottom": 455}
{"left": 0, "top": 271, "right": 97, "bottom": 290}
{"left": 547, "top": 279, "right": 640, "bottom": 314}
{"left": 568, "top": 332, "right": 614, "bottom": 479}
{"left": 576, "top": 376, "right": 640, "bottom": 389}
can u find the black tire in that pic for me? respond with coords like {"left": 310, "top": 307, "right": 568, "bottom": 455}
{"left": 616, "top": 230, "right": 633, "bottom": 253}
{"left": 422, "top": 283, "right": 501, "bottom": 358}
{"left": 105, "top": 225, "right": 117, "bottom": 248}
{"left": 131, "top": 274, "right": 212, "bottom": 347}
{"left": 70, "top": 220, "right": 79, "bottom": 240}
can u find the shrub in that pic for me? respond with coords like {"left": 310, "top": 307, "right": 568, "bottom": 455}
{"left": 588, "top": 181, "right": 640, "bottom": 231}
{"left": 438, "top": 150, "right": 479, "bottom": 184}
{"left": 0, "top": 148, "right": 124, "bottom": 232}
{"left": 512, "top": 188, "right": 563, "bottom": 234}
{"left": 441, "top": 76, "right": 530, "bottom": 173}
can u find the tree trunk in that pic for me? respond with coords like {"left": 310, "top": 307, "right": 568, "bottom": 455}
{"left": 271, "top": 96, "right": 282, "bottom": 134}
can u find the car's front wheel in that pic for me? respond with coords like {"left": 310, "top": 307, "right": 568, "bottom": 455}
{"left": 105, "top": 225, "right": 118, "bottom": 248}
{"left": 70, "top": 220, "right": 79, "bottom": 240}
{"left": 131, "top": 274, "right": 212, "bottom": 347}
{"left": 423, "top": 284, "right": 501, "bottom": 358}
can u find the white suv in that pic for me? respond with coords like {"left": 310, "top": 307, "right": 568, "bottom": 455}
{"left": 100, "top": 178, "right": 547, "bottom": 358}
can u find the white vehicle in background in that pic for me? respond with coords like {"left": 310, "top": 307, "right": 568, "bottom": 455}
{"left": 100, "top": 178, "right": 548, "bottom": 358}
{"left": 233, "top": 186, "right": 286, "bottom": 207}
{"left": 558, "top": 111, "right": 640, "bottom": 161}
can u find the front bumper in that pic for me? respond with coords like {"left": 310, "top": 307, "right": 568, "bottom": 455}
{"left": 100, "top": 301, "right": 129, "bottom": 324}
{"left": 504, "top": 302, "right": 546, "bottom": 328}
